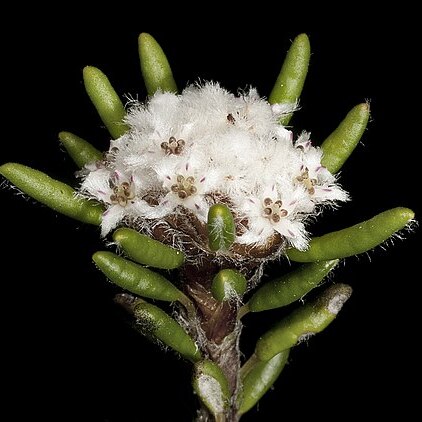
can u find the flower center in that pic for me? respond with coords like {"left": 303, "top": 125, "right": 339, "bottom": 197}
{"left": 161, "top": 136, "right": 185, "bottom": 155}
{"left": 227, "top": 113, "right": 236, "bottom": 124}
{"left": 171, "top": 175, "right": 197, "bottom": 199}
{"left": 262, "top": 197, "right": 288, "bottom": 223}
{"left": 297, "top": 168, "right": 317, "bottom": 194}
{"left": 109, "top": 181, "right": 135, "bottom": 206}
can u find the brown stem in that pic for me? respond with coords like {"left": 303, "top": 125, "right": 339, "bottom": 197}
{"left": 180, "top": 262, "right": 245, "bottom": 422}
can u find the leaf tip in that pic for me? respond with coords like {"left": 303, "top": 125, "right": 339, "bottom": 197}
{"left": 92, "top": 251, "right": 107, "bottom": 266}
{"left": 0, "top": 162, "right": 11, "bottom": 174}
{"left": 138, "top": 32, "right": 157, "bottom": 51}
{"left": 83, "top": 65, "right": 104, "bottom": 83}
{"left": 294, "top": 33, "right": 310, "bottom": 44}
{"left": 398, "top": 207, "right": 415, "bottom": 222}
{"left": 0, "top": 162, "right": 19, "bottom": 178}
{"left": 112, "top": 228, "right": 126, "bottom": 244}
{"left": 58, "top": 131, "right": 72, "bottom": 145}
{"left": 139, "top": 32, "right": 153, "bottom": 42}
{"left": 355, "top": 102, "right": 371, "bottom": 118}
{"left": 82, "top": 65, "right": 95, "bottom": 76}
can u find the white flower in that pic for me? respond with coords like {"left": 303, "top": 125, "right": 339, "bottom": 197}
{"left": 156, "top": 159, "right": 220, "bottom": 221}
{"left": 79, "top": 83, "right": 348, "bottom": 252}
{"left": 295, "top": 132, "right": 349, "bottom": 204}
{"left": 236, "top": 184, "right": 309, "bottom": 250}
{"left": 80, "top": 168, "right": 159, "bottom": 235}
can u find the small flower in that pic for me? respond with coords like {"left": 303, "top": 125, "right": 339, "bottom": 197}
{"left": 295, "top": 132, "right": 349, "bottom": 204}
{"left": 81, "top": 168, "right": 140, "bottom": 235}
{"left": 237, "top": 185, "right": 309, "bottom": 250}
{"left": 157, "top": 160, "right": 219, "bottom": 221}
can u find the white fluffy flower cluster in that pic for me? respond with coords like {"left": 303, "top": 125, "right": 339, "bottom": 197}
{"left": 80, "top": 83, "right": 348, "bottom": 251}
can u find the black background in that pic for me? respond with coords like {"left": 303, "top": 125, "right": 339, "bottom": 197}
{"left": 1, "top": 10, "right": 420, "bottom": 421}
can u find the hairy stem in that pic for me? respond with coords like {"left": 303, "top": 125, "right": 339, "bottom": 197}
{"left": 181, "top": 262, "right": 244, "bottom": 421}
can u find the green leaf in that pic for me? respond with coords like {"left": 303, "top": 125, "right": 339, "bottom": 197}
{"left": 287, "top": 207, "right": 415, "bottom": 262}
{"left": 59, "top": 131, "right": 102, "bottom": 168}
{"left": 238, "top": 350, "right": 289, "bottom": 415}
{"left": 0, "top": 163, "right": 103, "bottom": 225}
{"left": 83, "top": 66, "right": 128, "bottom": 138}
{"left": 211, "top": 269, "right": 247, "bottom": 302}
{"left": 93, "top": 251, "right": 185, "bottom": 302}
{"left": 255, "top": 284, "right": 352, "bottom": 361}
{"left": 113, "top": 228, "right": 185, "bottom": 269}
{"left": 245, "top": 260, "right": 338, "bottom": 313}
{"left": 139, "top": 33, "right": 178, "bottom": 95}
{"left": 269, "top": 33, "right": 311, "bottom": 125}
{"left": 207, "top": 204, "right": 235, "bottom": 252}
{"left": 193, "top": 360, "right": 231, "bottom": 417}
{"left": 134, "top": 301, "right": 201, "bottom": 362}
{"left": 321, "top": 103, "right": 370, "bottom": 173}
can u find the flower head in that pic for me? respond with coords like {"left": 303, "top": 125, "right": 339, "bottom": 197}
{"left": 80, "top": 83, "right": 348, "bottom": 256}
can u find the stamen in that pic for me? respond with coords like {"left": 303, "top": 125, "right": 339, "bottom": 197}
{"left": 108, "top": 179, "right": 135, "bottom": 207}
{"left": 262, "top": 197, "right": 289, "bottom": 223}
{"left": 118, "top": 197, "right": 128, "bottom": 206}
{"left": 178, "top": 190, "right": 188, "bottom": 199}
{"left": 227, "top": 113, "right": 236, "bottom": 124}
{"left": 171, "top": 174, "right": 198, "bottom": 200}
{"left": 297, "top": 168, "right": 317, "bottom": 194}
{"left": 161, "top": 136, "right": 186, "bottom": 155}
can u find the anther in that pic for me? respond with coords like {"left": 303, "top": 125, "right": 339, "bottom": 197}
{"left": 172, "top": 174, "right": 198, "bottom": 199}
{"left": 227, "top": 113, "right": 236, "bottom": 124}
{"left": 161, "top": 137, "right": 185, "bottom": 155}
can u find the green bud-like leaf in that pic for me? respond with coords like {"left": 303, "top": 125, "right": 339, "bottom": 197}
{"left": 211, "top": 269, "right": 247, "bottom": 302}
{"left": 0, "top": 163, "right": 103, "bottom": 225}
{"left": 269, "top": 33, "right": 311, "bottom": 125}
{"left": 134, "top": 301, "right": 201, "bottom": 362}
{"left": 287, "top": 207, "right": 415, "bottom": 262}
{"left": 193, "top": 360, "right": 231, "bottom": 417}
{"left": 59, "top": 131, "right": 102, "bottom": 168}
{"left": 139, "top": 33, "right": 178, "bottom": 95}
{"left": 245, "top": 260, "right": 339, "bottom": 313}
{"left": 255, "top": 284, "right": 352, "bottom": 361}
{"left": 207, "top": 204, "right": 235, "bottom": 252}
{"left": 83, "top": 66, "right": 128, "bottom": 139}
{"left": 113, "top": 228, "right": 185, "bottom": 269}
{"left": 238, "top": 350, "right": 289, "bottom": 415}
{"left": 321, "top": 103, "right": 370, "bottom": 173}
{"left": 93, "top": 251, "right": 185, "bottom": 302}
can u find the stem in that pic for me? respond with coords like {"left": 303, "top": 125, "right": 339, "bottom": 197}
{"left": 237, "top": 304, "right": 250, "bottom": 320}
{"left": 239, "top": 353, "right": 259, "bottom": 379}
{"left": 181, "top": 263, "right": 244, "bottom": 422}
{"left": 178, "top": 293, "right": 197, "bottom": 318}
